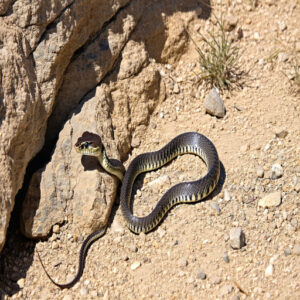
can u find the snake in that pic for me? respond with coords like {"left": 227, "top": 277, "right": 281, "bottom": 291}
{"left": 38, "top": 131, "right": 220, "bottom": 289}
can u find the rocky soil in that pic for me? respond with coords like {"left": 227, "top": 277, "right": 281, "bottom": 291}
{"left": 1, "top": 0, "right": 300, "bottom": 299}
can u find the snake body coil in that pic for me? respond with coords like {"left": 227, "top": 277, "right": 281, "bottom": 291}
{"left": 38, "top": 131, "right": 220, "bottom": 288}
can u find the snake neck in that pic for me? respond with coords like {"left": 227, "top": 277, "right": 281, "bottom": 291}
{"left": 98, "top": 149, "right": 124, "bottom": 181}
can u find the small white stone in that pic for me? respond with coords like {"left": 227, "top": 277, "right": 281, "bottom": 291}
{"left": 258, "top": 192, "right": 281, "bottom": 208}
{"left": 62, "top": 295, "right": 73, "bottom": 300}
{"left": 257, "top": 166, "right": 264, "bottom": 178}
{"left": 271, "top": 163, "right": 283, "bottom": 179}
{"left": 53, "top": 224, "right": 60, "bottom": 233}
{"left": 80, "top": 287, "right": 89, "bottom": 295}
{"left": 270, "top": 254, "right": 279, "bottom": 264}
{"left": 253, "top": 32, "right": 260, "bottom": 40}
{"left": 264, "top": 143, "right": 271, "bottom": 151}
{"left": 17, "top": 278, "right": 25, "bottom": 288}
{"left": 224, "top": 190, "right": 231, "bottom": 201}
{"left": 265, "top": 264, "right": 274, "bottom": 277}
{"left": 130, "top": 261, "right": 141, "bottom": 270}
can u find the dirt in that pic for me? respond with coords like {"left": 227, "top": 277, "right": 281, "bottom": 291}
{"left": 1, "top": 1, "right": 300, "bottom": 299}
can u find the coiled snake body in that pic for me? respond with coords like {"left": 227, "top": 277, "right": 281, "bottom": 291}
{"left": 38, "top": 131, "right": 220, "bottom": 288}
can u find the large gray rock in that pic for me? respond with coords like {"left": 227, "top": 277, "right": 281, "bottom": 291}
{"left": 203, "top": 88, "right": 226, "bottom": 118}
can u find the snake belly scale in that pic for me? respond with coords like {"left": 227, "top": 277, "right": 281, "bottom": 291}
{"left": 38, "top": 131, "right": 220, "bottom": 289}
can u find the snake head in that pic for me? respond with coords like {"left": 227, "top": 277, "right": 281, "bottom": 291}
{"left": 75, "top": 131, "right": 102, "bottom": 156}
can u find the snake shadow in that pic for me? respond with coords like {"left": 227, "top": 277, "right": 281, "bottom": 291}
{"left": 129, "top": 160, "right": 226, "bottom": 234}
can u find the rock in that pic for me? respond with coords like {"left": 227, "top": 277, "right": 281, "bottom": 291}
{"left": 292, "top": 244, "right": 300, "bottom": 255}
{"left": 284, "top": 247, "right": 291, "bottom": 256}
{"left": 275, "top": 128, "right": 288, "bottom": 138}
{"left": 258, "top": 192, "right": 281, "bottom": 208}
{"left": 224, "top": 190, "right": 231, "bottom": 202}
{"left": 253, "top": 32, "right": 260, "bottom": 40}
{"left": 211, "top": 277, "right": 221, "bottom": 284}
{"left": 230, "top": 227, "right": 246, "bottom": 249}
{"left": 203, "top": 88, "right": 226, "bottom": 118}
{"left": 2, "top": 0, "right": 194, "bottom": 251}
{"left": 278, "top": 21, "right": 287, "bottom": 31}
{"left": 223, "top": 252, "right": 230, "bottom": 263}
{"left": 21, "top": 90, "right": 120, "bottom": 238}
{"left": 17, "top": 278, "right": 25, "bottom": 289}
{"left": 210, "top": 202, "right": 221, "bottom": 215}
{"left": 80, "top": 287, "right": 89, "bottom": 296}
{"left": 130, "top": 261, "right": 141, "bottom": 270}
{"left": 224, "top": 15, "right": 238, "bottom": 32}
{"left": 271, "top": 163, "right": 283, "bottom": 179}
{"left": 111, "top": 219, "right": 125, "bottom": 235}
{"left": 53, "top": 224, "right": 60, "bottom": 234}
{"left": 129, "top": 244, "right": 138, "bottom": 253}
{"left": 220, "top": 284, "right": 234, "bottom": 296}
{"left": 178, "top": 258, "right": 188, "bottom": 267}
{"left": 256, "top": 166, "right": 264, "bottom": 178}
{"left": 294, "top": 183, "right": 300, "bottom": 193}
{"left": 196, "top": 270, "right": 207, "bottom": 280}
{"left": 265, "top": 264, "right": 274, "bottom": 277}
{"left": 291, "top": 218, "right": 298, "bottom": 229}
{"left": 278, "top": 53, "right": 289, "bottom": 63}
{"left": 131, "top": 136, "right": 141, "bottom": 148}
{"left": 0, "top": 21, "right": 47, "bottom": 252}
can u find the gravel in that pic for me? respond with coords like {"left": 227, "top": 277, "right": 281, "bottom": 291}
{"left": 229, "top": 228, "right": 246, "bottom": 249}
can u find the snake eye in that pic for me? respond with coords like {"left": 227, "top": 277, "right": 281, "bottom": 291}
{"left": 84, "top": 142, "right": 89, "bottom": 148}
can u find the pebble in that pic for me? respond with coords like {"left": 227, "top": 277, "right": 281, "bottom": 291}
{"left": 265, "top": 264, "right": 274, "bottom": 277}
{"left": 296, "top": 41, "right": 300, "bottom": 53}
{"left": 17, "top": 278, "right": 25, "bottom": 288}
{"left": 223, "top": 252, "right": 230, "bottom": 263}
{"left": 129, "top": 244, "right": 138, "bottom": 252}
{"left": 80, "top": 287, "right": 89, "bottom": 296}
{"left": 294, "top": 183, "right": 300, "bottom": 193}
{"left": 256, "top": 166, "right": 264, "bottom": 178}
{"left": 230, "top": 227, "right": 246, "bottom": 249}
{"left": 53, "top": 224, "right": 60, "bottom": 234}
{"left": 292, "top": 244, "right": 300, "bottom": 255}
{"left": 291, "top": 218, "right": 298, "bottom": 228}
{"left": 131, "top": 136, "right": 141, "bottom": 148}
{"left": 253, "top": 32, "right": 260, "bottom": 40}
{"left": 258, "top": 192, "right": 281, "bottom": 208}
{"left": 111, "top": 219, "right": 125, "bottom": 234}
{"left": 173, "top": 83, "right": 180, "bottom": 94}
{"left": 224, "top": 189, "right": 231, "bottom": 201}
{"left": 196, "top": 270, "right": 207, "bottom": 280}
{"left": 62, "top": 296, "right": 73, "bottom": 300}
{"left": 203, "top": 88, "right": 226, "bottom": 118}
{"left": 278, "top": 21, "right": 287, "bottom": 31}
{"left": 178, "top": 258, "right": 188, "bottom": 267}
{"left": 275, "top": 128, "right": 288, "bottom": 138}
{"left": 224, "top": 15, "right": 238, "bottom": 32}
{"left": 241, "top": 145, "right": 252, "bottom": 157}
{"left": 284, "top": 247, "right": 291, "bottom": 256}
{"left": 232, "top": 295, "right": 240, "bottom": 300}
{"left": 210, "top": 201, "right": 221, "bottom": 215}
{"left": 271, "top": 163, "right": 283, "bottom": 179}
{"left": 51, "top": 241, "right": 59, "bottom": 249}
{"left": 220, "top": 284, "right": 234, "bottom": 296}
{"left": 211, "top": 276, "right": 221, "bottom": 284}
{"left": 278, "top": 52, "right": 289, "bottom": 63}
{"left": 130, "top": 261, "right": 141, "bottom": 270}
